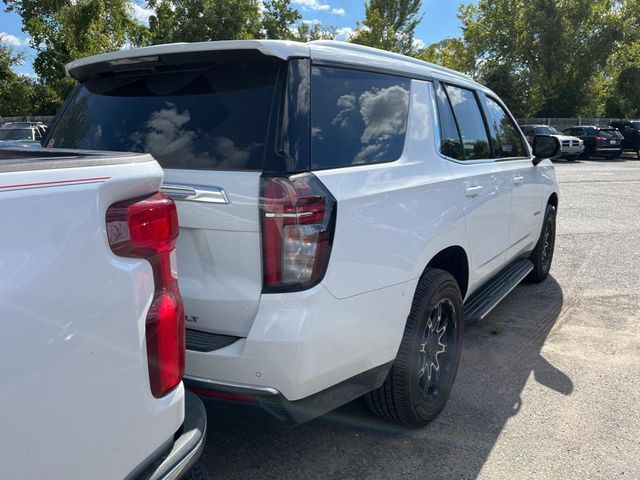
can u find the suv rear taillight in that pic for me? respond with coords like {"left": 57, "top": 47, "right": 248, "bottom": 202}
{"left": 260, "top": 173, "right": 336, "bottom": 293}
{"left": 106, "top": 193, "right": 184, "bottom": 398}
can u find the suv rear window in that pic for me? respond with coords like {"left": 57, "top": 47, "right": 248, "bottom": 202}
{"left": 599, "top": 129, "right": 620, "bottom": 138}
{"left": 310, "top": 67, "right": 410, "bottom": 170}
{"left": 48, "top": 62, "right": 282, "bottom": 170}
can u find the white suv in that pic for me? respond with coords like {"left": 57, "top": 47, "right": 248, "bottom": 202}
{"left": 51, "top": 40, "right": 560, "bottom": 427}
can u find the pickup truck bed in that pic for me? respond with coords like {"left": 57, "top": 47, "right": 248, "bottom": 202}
{"left": 0, "top": 148, "right": 205, "bottom": 480}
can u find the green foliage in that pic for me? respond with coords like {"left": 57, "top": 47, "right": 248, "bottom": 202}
{"left": 262, "top": 0, "right": 302, "bottom": 40}
{"left": 351, "top": 0, "right": 423, "bottom": 55}
{"left": 147, "top": 0, "right": 263, "bottom": 43}
{"left": 4, "top": 0, "right": 141, "bottom": 85}
{"left": 417, "top": 38, "right": 474, "bottom": 75}
{"left": 0, "top": 41, "right": 63, "bottom": 116}
{"left": 455, "top": 0, "right": 625, "bottom": 117}
{"left": 292, "top": 22, "right": 337, "bottom": 42}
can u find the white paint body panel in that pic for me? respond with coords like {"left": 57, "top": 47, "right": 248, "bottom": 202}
{"left": 0, "top": 157, "right": 184, "bottom": 480}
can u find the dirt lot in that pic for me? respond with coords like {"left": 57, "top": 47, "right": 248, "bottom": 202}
{"left": 196, "top": 156, "right": 640, "bottom": 480}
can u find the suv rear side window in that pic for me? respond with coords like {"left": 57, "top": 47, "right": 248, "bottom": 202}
{"left": 310, "top": 67, "right": 410, "bottom": 169}
{"left": 444, "top": 84, "right": 491, "bottom": 160}
{"left": 483, "top": 96, "right": 527, "bottom": 158}
{"left": 48, "top": 62, "right": 282, "bottom": 170}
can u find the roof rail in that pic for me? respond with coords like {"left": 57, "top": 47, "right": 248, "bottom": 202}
{"left": 308, "top": 40, "right": 475, "bottom": 81}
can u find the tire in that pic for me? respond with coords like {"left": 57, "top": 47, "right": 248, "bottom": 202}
{"left": 636, "top": 146, "right": 640, "bottom": 159}
{"left": 526, "top": 202, "right": 556, "bottom": 283}
{"left": 565, "top": 155, "right": 576, "bottom": 162}
{"left": 365, "top": 269, "right": 464, "bottom": 428}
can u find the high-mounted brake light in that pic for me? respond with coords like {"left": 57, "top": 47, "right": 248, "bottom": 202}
{"left": 106, "top": 193, "right": 184, "bottom": 398}
{"left": 260, "top": 173, "right": 336, "bottom": 293}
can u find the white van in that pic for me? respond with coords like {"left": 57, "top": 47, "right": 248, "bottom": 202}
{"left": 50, "top": 40, "right": 560, "bottom": 427}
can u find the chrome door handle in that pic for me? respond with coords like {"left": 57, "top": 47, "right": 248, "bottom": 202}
{"left": 161, "top": 183, "right": 230, "bottom": 204}
{"left": 513, "top": 175, "right": 525, "bottom": 185}
{"left": 464, "top": 185, "right": 483, "bottom": 197}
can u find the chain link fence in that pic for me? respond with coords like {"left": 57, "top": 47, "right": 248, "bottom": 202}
{"left": 516, "top": 118, "right": 621, "bottom": 131}
{"left": 1, "top": 115, "right": 55, "bottom": 126}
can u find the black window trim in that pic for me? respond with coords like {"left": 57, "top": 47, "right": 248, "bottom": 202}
{"left": 433, "top": 79, "right": 495, "bottom": 165}
{"left": 479, "top": 92, "right": 531, "bottom": 162}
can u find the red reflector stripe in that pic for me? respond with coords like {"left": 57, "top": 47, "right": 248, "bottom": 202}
{"left": 190, "top": 387, "right": 258, "bottom": 403}
{"left": 0, "top": 176, "right": 110, "bottom": 190}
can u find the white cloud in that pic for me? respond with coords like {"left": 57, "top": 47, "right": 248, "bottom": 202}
{"left": 302, "top": 19, "right": 322, "bottom": 25}
{"left": 331, "top": 7, "right": 345, "bottom": 15}
{"left": 335, "top": 27, "right": 354, "bottom": 41}
{"left": 0, "top": 33, "right": 30, "bottom": 47}
{"left": 412, "top": 38, "right": 425, "bottom": 50}
{"left": 129, "top": 2, "right": 154, "bottom": 24}
{"left": 292, "top": 0, "right": 330, "bottom": 11}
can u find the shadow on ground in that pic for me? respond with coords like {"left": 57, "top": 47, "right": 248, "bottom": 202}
{"left": 194, "top": 276, "right": 568, "bottom": 480}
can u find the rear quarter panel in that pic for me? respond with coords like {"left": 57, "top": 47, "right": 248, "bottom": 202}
{"left": 0, "top": 159, "right": 184, "bottom": 480}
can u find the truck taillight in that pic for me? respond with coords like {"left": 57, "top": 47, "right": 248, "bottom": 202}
{"left": 106, "top": 193, "right": 184, "bottom": 398}
{"left": 260, "top": 173, "right": 336, "bottom": 293}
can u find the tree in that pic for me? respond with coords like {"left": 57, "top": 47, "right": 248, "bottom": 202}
{"left": 416, "top": 38, "right": 475, "bottom": 75}
{"left": 350, "top": 0, "right": 423, "bottom": 55}
{"left": 262, "top": 0, "right": 301, "bottom": 40}
{"left": 147, "top": 0, "right": 262, "bottom": 43}
{"left": 4, "top": 0, "right": 141, "bottom": 86}
{"left": 456, "top": 0, "right": 624, "bottom": 117}
{"left": 291, "top": 22, "right": 337, "bottom": 42}
{"left": 0, "top": 40, "right": 60, "bottom": 116}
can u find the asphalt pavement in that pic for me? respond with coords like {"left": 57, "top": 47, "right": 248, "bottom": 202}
{"left": 194, "top": 155, "right": 640, "bottom": 480}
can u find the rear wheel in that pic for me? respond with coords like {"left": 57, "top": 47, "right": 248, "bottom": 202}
{"left": 365, "top": 269, "right": 464, "bottom": 427}
{"left": 564, "top": 155, "right": 576, "bottom": 162}
{"left": 526, "top": 203, "right": 556, "bottom": 283}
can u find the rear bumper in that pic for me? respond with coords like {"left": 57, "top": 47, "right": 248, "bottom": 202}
{"left": 133, "top": 391, "right": 207, "bottom": 480}
{"left": 595, "top": 147, "right": 622, "bottom": 154}
{"left": 185, "top": 361, "right": 392, "bottom": 425}
{"left": 185, "top": 281, "right": 415, "bottom": 402}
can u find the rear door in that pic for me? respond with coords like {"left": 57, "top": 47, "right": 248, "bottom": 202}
{"left": 46, "top": 58, "right": 287, "bottom": 337}
{"left": 434, "top": 82, "right": 512, "bottom": 285}
{"left": 479, "top": 93, "right": 542, "bottom": 260}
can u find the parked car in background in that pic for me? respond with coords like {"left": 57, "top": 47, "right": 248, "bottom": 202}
{"left": 521, "top": 124, "right": 584, "bottom": 161}
{"left": 0, "top": 147, "right": 206, "bottom": 479}
{"left": 609, "top": 120, "right": 640, "bottom": 157}
{"left": 0, "top": 122, "right": 46, "bottom": 146}
{"left": 562, "top": 126, "right": 623, "bottom": 159}
{"left": 48, "top": 40, "right": 560, "bottom": 429}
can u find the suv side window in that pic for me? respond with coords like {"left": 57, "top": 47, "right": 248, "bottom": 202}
{"left": 310, "top": 67, "right": 410, "bottom": 170}
{"left": 482, "top": 96, "right": 528, "bottom": 158}
{"left": 435, "top": 83, "right": 464, "bottom": 160}
{"left": 444, "top": 84, "right": 491, "bottom": 160}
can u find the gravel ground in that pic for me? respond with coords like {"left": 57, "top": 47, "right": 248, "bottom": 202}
{"left": 194, "top": 156, "right": 640, "bottom": 480}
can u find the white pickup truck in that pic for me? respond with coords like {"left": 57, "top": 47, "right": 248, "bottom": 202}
{"left": 0, "top": 148, "right": 206, "bottom": 479}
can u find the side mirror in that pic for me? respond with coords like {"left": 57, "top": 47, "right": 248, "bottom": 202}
{"left": 532, "top": 135, "right": 560, "bottom": 165}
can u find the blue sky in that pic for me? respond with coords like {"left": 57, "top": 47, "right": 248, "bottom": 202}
{"left": 0, "top": 0, "right": 476, "bottom": 78}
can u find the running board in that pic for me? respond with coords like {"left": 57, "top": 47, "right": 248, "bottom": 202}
{"left": 463, "top": 259, "right": 534, "bottom": 323}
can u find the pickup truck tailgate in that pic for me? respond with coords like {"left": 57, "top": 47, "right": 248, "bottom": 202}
{"left": 0, "top": 151, "right": 185, "bottom": 480}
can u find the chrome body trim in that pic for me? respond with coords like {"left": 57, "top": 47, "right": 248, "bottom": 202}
{"left": 184, "top": 375, "right": 279, "bottom": 396}
{"left": 161, "top": 183, "right": 230, "bottom": 204}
